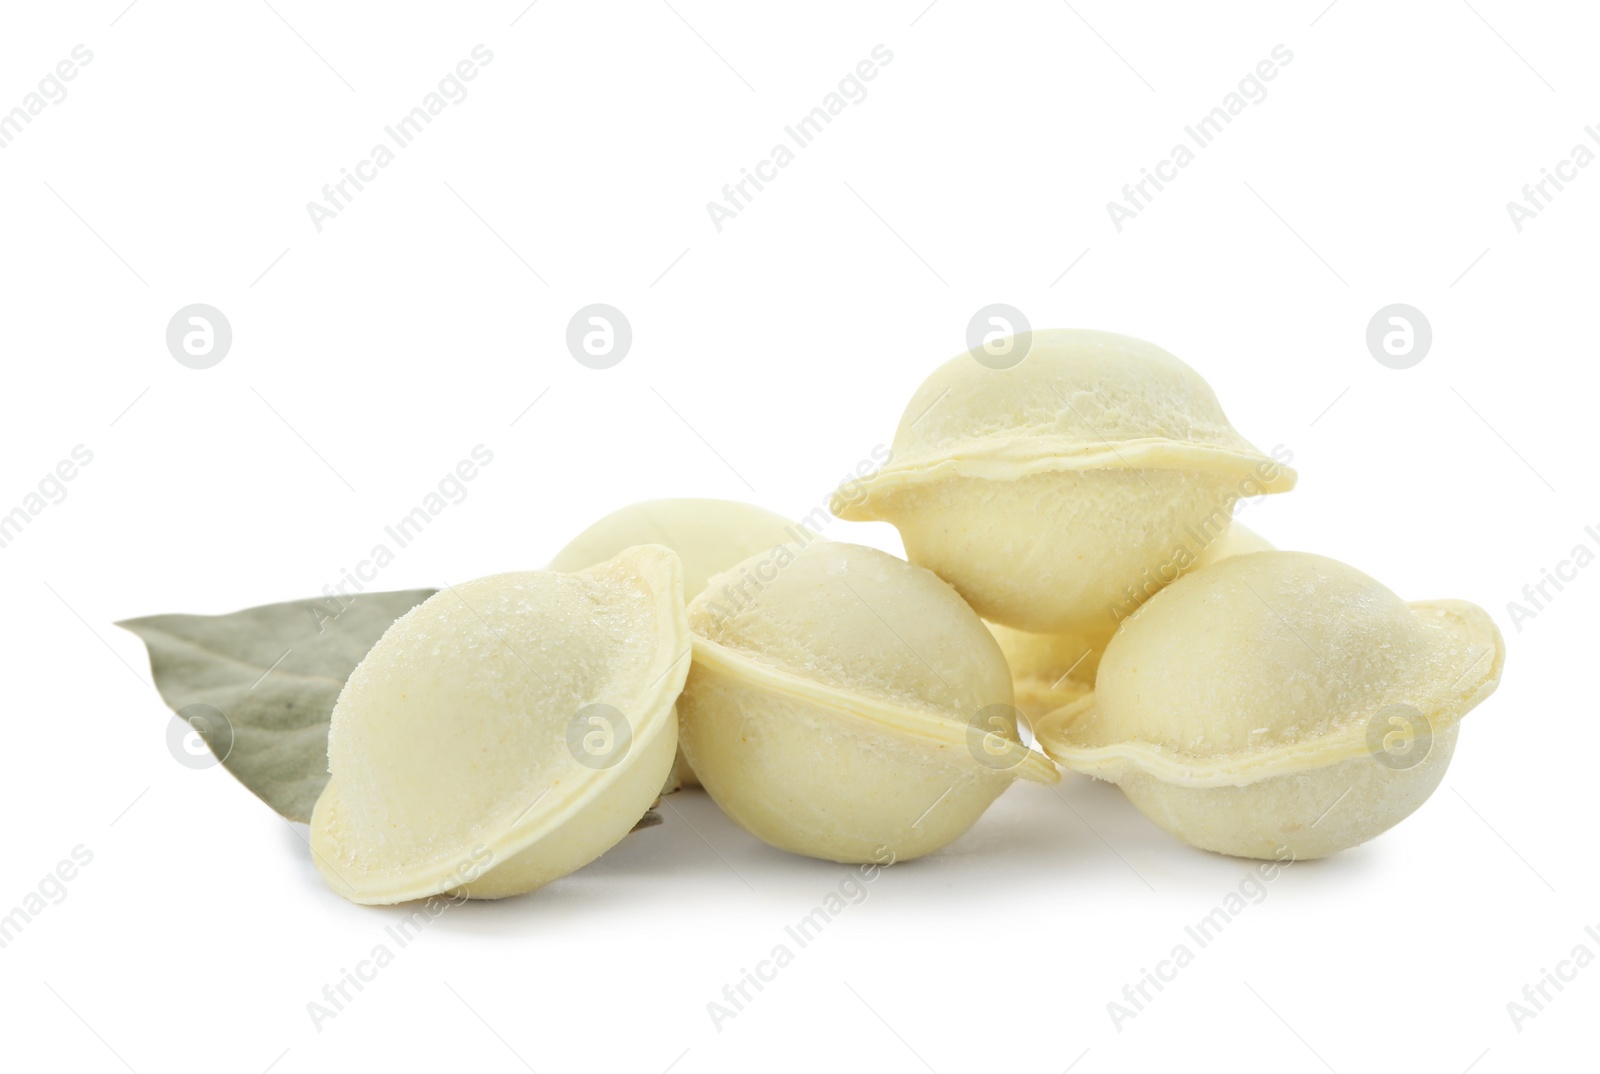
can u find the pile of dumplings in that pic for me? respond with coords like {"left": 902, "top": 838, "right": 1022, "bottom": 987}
{"left": 310, "top": 329, "right": 1505, "bottom": 904}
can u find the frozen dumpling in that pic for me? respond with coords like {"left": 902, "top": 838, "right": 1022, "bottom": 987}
{"left": 549, "top": 498, "right": 801, "bottom": 788}
{"left": 309, "top": 546, "right": 690, "bottom": 903}
{"left": 834, "top": 329, "right": 1295, "bottom": 639}
{"left": 678, "top": 540, "right": 1057, "bottom": 864}
{"left": 1034, "top": 551, "right": 1504, "bottom": 860}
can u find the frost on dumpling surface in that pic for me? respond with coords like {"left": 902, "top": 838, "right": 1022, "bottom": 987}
{"left": 891, "top": 329, "right": 1261, "bottom": 463}
{"left": 321, "top": 557, "right": 673, "bottom": 879}
{"left": 1087, "top": 552, "right": 1477, "bottom": 760}
{"left": 689, "top": 541, "right": 1010, "bottom": 727}
{"left": 830, "top": 330, "right": 1295, "bottom": 637}
{"left": 549, "top": 498, "right": 796, "bottom": 597}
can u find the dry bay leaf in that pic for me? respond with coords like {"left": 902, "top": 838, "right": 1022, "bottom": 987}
{"left": 118, "top": 590, "right": 435, "bottom": 822}
{"left": 118, "top": 589, "right": 668, "bottom": 833}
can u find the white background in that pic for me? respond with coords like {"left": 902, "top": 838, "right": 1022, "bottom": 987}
{"left": 0, "top": 1, "right": 1593, "bottom": 1071}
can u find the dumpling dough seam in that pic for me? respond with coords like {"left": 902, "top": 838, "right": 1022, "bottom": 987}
{"left": 1035, "top": 600, "right": 1504, "bottom": 789}
{"left": 690, "top": 635, "right": 1059, "bottom": 786}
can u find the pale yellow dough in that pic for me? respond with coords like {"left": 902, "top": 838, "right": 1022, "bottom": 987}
{"left": 983, "top": 623, "right": 1101, "bottom": 723}
{"left": 309, "top": 546, "right": 690, "bottom": 903}
{"left": 548, "top": 498, "right": 798, "bottom": 595}
{"left": 678, "top": 540, "right": 1058, "bottom": 864}
{"left": 1034, "top": 551, "right": 1504, "bottom": 860}
{"left": 833, "top": 329, "right": 1295, "bottom": 636}
{"left": 1189, "top": 517, "right": 1277, "bottom": 569}
{"left": 987, "top": 522, "right": 1277, "bottom": 718}
{"left": 549, "top": 498, "right": 800, "bottom": 789}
